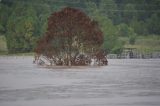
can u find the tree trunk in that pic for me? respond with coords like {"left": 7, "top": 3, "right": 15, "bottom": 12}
{"left": 68, "top": 53, "right": 71, "bottom": 66}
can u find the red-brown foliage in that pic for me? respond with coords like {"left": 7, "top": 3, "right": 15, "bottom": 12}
{"left": 35, "top": 7, "right": 104, "bottom": 65}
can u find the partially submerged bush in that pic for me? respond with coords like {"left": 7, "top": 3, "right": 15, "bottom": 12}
{"left": 34, "top": 7, "right": 107, "bottom": 66}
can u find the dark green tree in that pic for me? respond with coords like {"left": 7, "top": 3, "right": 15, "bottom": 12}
{"left": 147, "top": 13, "right": 160, "bottom": 34}
{"left": 85, "top": 1, "right": 124, "bottom": 53}
{"left": 0, "top": 3, "right": 10, "bottom": 34}
{"left": 6, "top": 2, "right": 37, "bottom": 53}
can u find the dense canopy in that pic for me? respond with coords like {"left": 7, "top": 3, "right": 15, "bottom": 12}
{"left": 35, "top": 7, "right": 106, "bottom": 66}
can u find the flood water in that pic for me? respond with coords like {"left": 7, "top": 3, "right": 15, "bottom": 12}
{"left": 0, "top": 56, "right": 160, "bottom": 106}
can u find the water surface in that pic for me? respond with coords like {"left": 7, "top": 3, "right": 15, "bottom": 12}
{"left": 0, "top": 56, "right": 160, "bottom": 106}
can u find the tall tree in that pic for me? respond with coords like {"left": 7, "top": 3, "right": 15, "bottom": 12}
{"left": 35, "top": 7, "right": 103, "bottom": 66}
{"left": 6, "top": 2, "right": 37, "bottom": 53}
{"left": 0, "top": 3, "right": 10, "bottom": 34}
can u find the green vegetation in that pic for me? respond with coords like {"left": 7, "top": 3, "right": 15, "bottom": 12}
{"left": 0, "top": 0, "right": 160, "bottom": 54}
{"left": 121, "top": 35, "right": 160, "bottom": 53}
{"left": 0, "top": 35, "right": 7, "bottom": 54}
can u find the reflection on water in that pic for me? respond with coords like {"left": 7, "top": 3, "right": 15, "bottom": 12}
{"left": 0, "top": 56, "right": 160, "bottom": 106}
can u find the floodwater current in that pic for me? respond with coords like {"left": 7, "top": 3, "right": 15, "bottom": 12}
{"left": 0, "top": 56, "right": 160, "bottom": 106}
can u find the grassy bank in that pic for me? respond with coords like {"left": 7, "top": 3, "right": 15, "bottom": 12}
{"left": 0, "top": 36, "right": 34, "bottom": 56}
{"left": 0, "top": 36, "right": 7, "bottom": 52}
{"left": 119, "top": 35, "right": 160, "bottom": 53}
{"left": 0, "top": 52, "right": 35, "bottom": 56}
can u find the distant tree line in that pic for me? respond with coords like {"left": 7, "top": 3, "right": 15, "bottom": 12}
{"left": 0, "top": 0, "right": 160, "bottom": 53}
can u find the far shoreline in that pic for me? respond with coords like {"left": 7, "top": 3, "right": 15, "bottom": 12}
{"left": 0, "top": 52, "right": 34, "bottom": 56}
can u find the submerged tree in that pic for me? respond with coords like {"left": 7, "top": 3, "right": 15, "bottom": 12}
{"left": 35, "top": 7, "right": 105, "bottom": 66}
